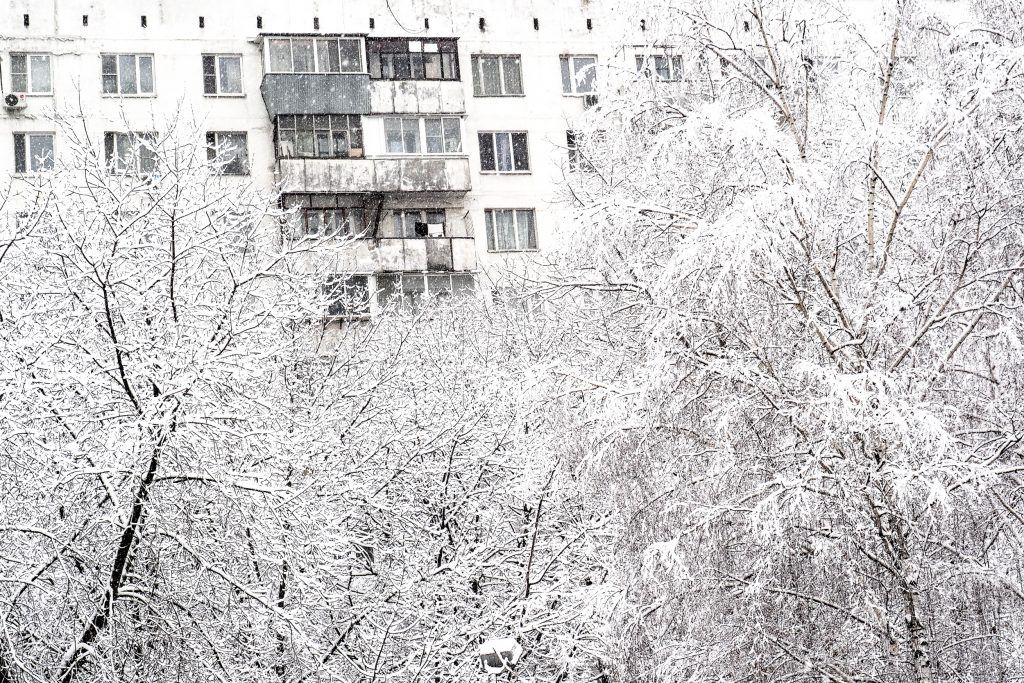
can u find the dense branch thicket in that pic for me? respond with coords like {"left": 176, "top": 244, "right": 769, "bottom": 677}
{"left": 0, "top": 115, "right": 604, "bottom": 682}
{"left": 550, "top": 0, "right": 1024, "bottom": 680}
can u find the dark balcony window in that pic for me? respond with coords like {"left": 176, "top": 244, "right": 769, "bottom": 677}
{"left": 276, "top": 114, "right": 363, "bottom": 158}
{"left": 367, "top": 38, "right": 459, "bottom": 81}
{"left": 284, "top": 194, "right": 368, "bottom": 237}
{"left": 325, "top": 274, "right": 370, "bottom": 318}
{"left": 377, "top": 272, "right": 474, "bottom": 308}
{"left": 390, "top": 209, "right": 445, "bottom": 238}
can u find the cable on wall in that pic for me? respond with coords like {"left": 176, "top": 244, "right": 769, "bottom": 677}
{"left": 384, "top": 0, "right": 425, "bottom": 34}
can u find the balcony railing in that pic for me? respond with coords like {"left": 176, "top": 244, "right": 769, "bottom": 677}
{"left": 319, "top": 236, "right": 477, "bottom": 273}
{"left": 369, "top": 80, "right": 465, "bottom": 114}
{"left": 278, "top": 157, "right": 472, "bottom": 193}
{"left": 261, "top": 73, "right": 371, "bottom": 117}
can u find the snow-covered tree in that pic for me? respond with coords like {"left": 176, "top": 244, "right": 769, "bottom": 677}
{"left": 553, "top": 0, "right": 1024, "bottom": 680}
{"left": 0, "top": 113, "right": 604, "bottom": 682}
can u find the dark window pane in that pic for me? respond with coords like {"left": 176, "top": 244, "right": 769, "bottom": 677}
{"left": 478, "top": 133, "right": 495, "bottom": 171}
{"left": 339, "top": 40, "right": 361, "bottom": 72}
{"left": 394, "top": 53, "right": 411, "bottom": 79}
{"left": 202, "top": 55, "right": 217, "bottom": 93}
{"left": 512, "top": 133, "right": 529, "bottom": 171}
{"left": 13, "top": 134, "right": 26, "bottom": 173}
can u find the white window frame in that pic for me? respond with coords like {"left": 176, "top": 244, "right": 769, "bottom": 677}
{"left": 635, "top": 53, "right": 683, "bottom": 81}
{"left": 471, "top": 54, "right": 524, "bottom": 96}
{"left": 560, "top": 54, "right": 597, "bottom": 95}
{"left": 101, "top": 53, "right": 155, "bottom": 96}
{"left": 202, "top": 54, "right": 243, "bottom": 96}
{"left": 264, "top": 36, "right": 364, "bottom": 74}
{"left": 10, "top": 53, "right": 52, "bottom": 94}
{"left": 13, "top": 132, "right": 55, "bottom": 173}
{"left": 382, "top": 116, "right": 462, "bottom": 156}
{"left": 104, "top": 132, "right": 158, "bottom": 175}
{"left": 478, "top": 131, "right": 531, "bottom": 173}
{"left": 484, "top": 208, "right": 538, "bottom": 253}
{"left": 205, "top": 131, "right": 249, "bottom": 175}
{"left": 376, "top": 272, "right": 475, "bottom": 309}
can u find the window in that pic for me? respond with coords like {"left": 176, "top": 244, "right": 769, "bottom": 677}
{"left": 13, "top": 133, "right": 54, "bottom": 172}
{"left": 478, "top": 132, "right": 529, "bottom": 172}
{"left": 560, "top": 54, "right": 596, "bottom": 94}
{"left": 367, "top": 38, "right": 459, "bottom": 81}
{"left": 377, "top": 272, "right": 474, "bottom": 308}
{"left": 635, "top": 54, "right": 683, "bottom": 81}
{"left": 485, "top": 209, "right": 537, "bottom": 252}
{"left": 102, "top": 54, "right": 154, "bottom": 95}
{"left": 202, "top": 54, "right": 243, "bottom": 94}
{"left": 390, "top": 209, "right": 445, "bottom": 237}
{"left": 266, "top": 37, "right": 363, "bottom": 73}
{"left": 384, "top": 117, "right": 461, "bottom": 155}
{"left": 471, "top": 55, "right": 523, "bottom": 96}
{"left": 566, "top": 130, "right": 597, "bottom": 172}
{"left": 11, "top": 53, "right": 52, "bottom": 94}
{"left": 104, "top": 132, "right": 157, "bottom": 174}
{"left": 283, "top": 194, "right": 367, "bottom": 238}
{"left": 276, "top": 115, "right": 363, "bottom": 158}
{"left": 206, "top": 132, "right": 249, "bottom": 174}
{"left": 326, "top": 275, "right": 371, "bottom": 318}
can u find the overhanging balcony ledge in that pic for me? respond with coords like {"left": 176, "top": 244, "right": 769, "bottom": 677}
{"left": 277, "top": 156, "right": 472, "bottom": 193}
{"left": 261, "top": 73, "right": 371, "bottom": 116}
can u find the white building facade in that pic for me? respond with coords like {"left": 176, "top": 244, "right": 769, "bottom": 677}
{"left": 0, "top": 0, "right": 623, "bottom": 315}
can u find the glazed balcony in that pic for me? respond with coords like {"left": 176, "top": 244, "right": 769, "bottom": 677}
{"left": 277, "top": 156, "right": 472, "bottom": 194}
{"left": 328, "top": 236, "right": 477, "bottom": 273}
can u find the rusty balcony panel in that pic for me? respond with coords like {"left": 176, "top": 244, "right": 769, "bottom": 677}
{"left": 328, "top": 237, "right": 477, "bottom": 273}
{"left": 261, "top": 73, "right": 371, "bottom": 117}
{"left": 369, "top": 81, "right": 466, "bottom": 114}
{"left": 277, "top": 157, "right": 472, "bottom": 193}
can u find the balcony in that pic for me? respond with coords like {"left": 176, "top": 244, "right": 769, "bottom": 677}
{"left": 330, "top": 237, "right": 477, "bottom": 273}
{"left": 278, "top": 157, "right": 472, "bottom": 193}
{"left": 261, "top": 73, "right": 371, "bottom": 117}
{"left": 369, "top": 81, "right": 465, "bottom": 114}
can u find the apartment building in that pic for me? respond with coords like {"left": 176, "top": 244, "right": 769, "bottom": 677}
{"left": 0, "top": 0, "right": 652, "bottom": 315}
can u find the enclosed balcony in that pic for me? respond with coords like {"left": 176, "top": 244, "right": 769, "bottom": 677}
{"left": 260, "top": 35, "right": 371, "bottom": 116}
{"left": 278, "top": 157, "right": 472, "bottom": 194}
{"left": 348, "top": 236, "right": 477, "bottom": 272}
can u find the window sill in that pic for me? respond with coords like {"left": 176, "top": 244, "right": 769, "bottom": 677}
{"left": 370, "top": 77, "right": 461, "bottom": 83}
{"left": 19, "top": 92, "right": 54, "bottom": 97}
{"left": 562, "top": 92, "right": 596, "bottom": 97}
{"left": 479, "top": 171, "right": 532, "bottom": 175}
{"left": 203, "top": 93, "right": 247, "bottom": 98}
{"left": 487, "top": 248, "right": 540, "bottom": 254}
{"left": 472, "top": 93, "right": 526, "bottom": 98}
{"left": 377, "top": 153, "right": 468, "bottom": 158}
{"left": 266, "top": 71, "right": 368, "bottom": 76}
{"left": 102, "top": 93, "right": 157, "bottom": 98}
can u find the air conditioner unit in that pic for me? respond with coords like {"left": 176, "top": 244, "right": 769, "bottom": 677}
{"left": 426, "top": 223, "right": 443, "bottom": 237}
{"left": 4, "top": 93, "right": 27, "bottom": 110}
